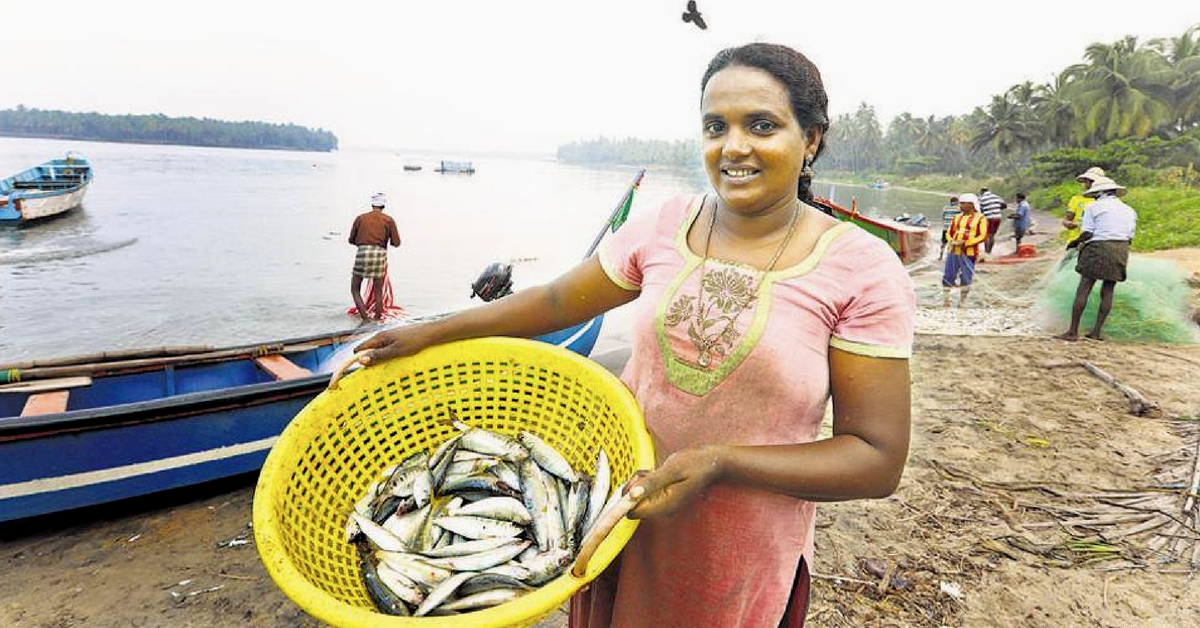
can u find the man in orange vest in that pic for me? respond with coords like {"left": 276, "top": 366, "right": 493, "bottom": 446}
{"left": 942, "top": 193, "right": 989, "bottom": 308}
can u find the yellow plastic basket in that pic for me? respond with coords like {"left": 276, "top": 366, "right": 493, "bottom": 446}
{"left": 253, "top": 337, "right": 654, "bottom": 628}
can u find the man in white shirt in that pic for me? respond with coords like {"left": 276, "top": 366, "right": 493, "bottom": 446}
{"left": 1055, "top": 177, "right": 1137, "bottom": 341}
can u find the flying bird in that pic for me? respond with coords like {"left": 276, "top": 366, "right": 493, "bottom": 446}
{"left": 681, "top": 1, "right": 707, "bottom": 30}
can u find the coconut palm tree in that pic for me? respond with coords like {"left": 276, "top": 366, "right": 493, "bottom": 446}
{"left": 1067, "top": 36, "right": 1175, "bottom": 143}
{"left": 1150, "top": 24, "right": 1200, "bottom": 133}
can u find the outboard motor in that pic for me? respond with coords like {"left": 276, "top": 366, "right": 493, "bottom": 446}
{"left": 470, "top": 262, "right": 514, "bottom": 302}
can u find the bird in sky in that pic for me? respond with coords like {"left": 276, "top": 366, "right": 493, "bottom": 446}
{"left": 681, "top": 1, "right": 707, "bottom": 30}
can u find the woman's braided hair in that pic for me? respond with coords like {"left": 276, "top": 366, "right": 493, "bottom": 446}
{"left": 701, "top": 43, "right": 830, "bottom": 204}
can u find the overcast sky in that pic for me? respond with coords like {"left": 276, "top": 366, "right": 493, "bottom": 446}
{"left": 6, "top": 1, "right": 1198, "bottom": 154}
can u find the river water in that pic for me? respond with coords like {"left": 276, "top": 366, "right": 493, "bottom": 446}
{"left": 0, "top": 137, "right": 943, "bottom": 361}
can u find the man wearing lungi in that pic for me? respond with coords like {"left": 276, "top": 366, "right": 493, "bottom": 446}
{"left": 348, "top": 192, "right": 401, "bottom": 323}
{"left": 1056, "top": 177, "right": 1137, "bottom": 341}
{"left": 942, "top": 193, "right": 988, "bottom": 308}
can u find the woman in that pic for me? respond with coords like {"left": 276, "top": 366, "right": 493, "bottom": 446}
{"left": 355, "top": 43, "right": 915, "bottom": 627}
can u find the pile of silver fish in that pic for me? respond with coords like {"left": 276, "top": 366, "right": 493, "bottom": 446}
{"left": 345, "top": 419, "right": 625, "bottom": 617}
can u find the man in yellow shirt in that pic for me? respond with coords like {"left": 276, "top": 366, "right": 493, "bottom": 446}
{"left": 942, "top": 193, "right": 989, "bottom": 308}
{"left": 1063, "top": 166, "right": 1105, "bottom": 243}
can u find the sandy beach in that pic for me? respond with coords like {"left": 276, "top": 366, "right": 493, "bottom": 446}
{"left": 4, "top": 220, "right": 1199, "bottom": 628}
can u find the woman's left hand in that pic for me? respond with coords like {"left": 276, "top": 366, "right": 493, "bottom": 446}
{"left": 627, "top": 446, "right": 725, "bottom": 519}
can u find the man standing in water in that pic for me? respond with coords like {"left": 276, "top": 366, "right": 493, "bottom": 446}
{"left": 1056, "top": 177, "right": 1137, "bottom": 341}
{"left": 348, "top": 192, "right": 401, "bottom": 323}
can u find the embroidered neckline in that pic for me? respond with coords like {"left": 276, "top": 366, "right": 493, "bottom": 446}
{"left": 656, "top": 195, "right": 853, "bottom": 396}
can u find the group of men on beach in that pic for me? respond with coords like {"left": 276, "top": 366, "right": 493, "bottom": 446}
{"left": 938, "top": 168, "right": 1138, "bottom": 341}
{"left": 937, "top": 187, "right": 1032, "bottom": 308}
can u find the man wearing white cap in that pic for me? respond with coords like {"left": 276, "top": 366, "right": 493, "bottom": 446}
{"left": 1063, "top": 166, "right": 1104, "bottom": 243}
{"left": 348, "top": 192, "right": 401, "bottom": 323}
{"left": 941, "top": 193, "right": 989, "bottom": 308}
{"left": 1056, "top": 176, "right": 1137, "bottom": 341}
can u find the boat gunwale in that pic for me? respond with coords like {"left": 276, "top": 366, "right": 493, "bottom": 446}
{"left": 0, "top": 328, "right": 366, "bottom": 438}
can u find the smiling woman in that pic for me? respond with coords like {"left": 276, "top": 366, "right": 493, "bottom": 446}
{"left": 354, "top": 42, "right": 916, "bottom": 628}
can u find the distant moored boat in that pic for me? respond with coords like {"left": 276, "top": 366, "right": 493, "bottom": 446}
{"left": 434, "top": 160, "right": 475, "bottom": 174}
{"left": 403, "top": 165, "right": 422, "bottom": 171}
{"left": 0, "top": 153, "right": 93, "bottom": 224}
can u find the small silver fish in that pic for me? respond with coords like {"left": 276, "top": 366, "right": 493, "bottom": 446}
{"left": 414, "top": 571, "right": 475, "bottom": 617}
{"left": 584, "top": 448, "right": 611, "bottom": 535}
{"left": 436, "top": 587, "right": 525, "bottom": 612}
{"left": 419, "top": 536, "right": 514, "bottom": 558}
{"left": 522, "top": 548, "right": 573, "bottom": 585}
{"left": 452, "top": 496, "right": 532, "bottom": 525}
{"left": 433, "top": 515, "right": 524, "bottom": 540}
{"left": 519, "top": 431, "right": 579, "bottom": 482}
{"left": 453, "top": 420, "right": 529, "bottom": 461}
{"left": 423, "top": 540, "right": 530, "bottom": 572}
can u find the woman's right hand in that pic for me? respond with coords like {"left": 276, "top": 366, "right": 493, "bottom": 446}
{"left": 354, "top": 323, "right": 440, "bottom": 366}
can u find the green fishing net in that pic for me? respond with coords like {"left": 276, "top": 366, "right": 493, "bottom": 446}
{"left": 1038, "top": 254, "right": 1199, "bottom": 344}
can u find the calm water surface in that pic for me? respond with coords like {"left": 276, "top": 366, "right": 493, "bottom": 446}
{"left": 0, "top": 137, "right": 940, "bottom": 361}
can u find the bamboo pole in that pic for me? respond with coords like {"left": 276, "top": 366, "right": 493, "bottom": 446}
{"left": 9, "top": 344, "right": 295, "bottom": 380}
{"left": 0, "top": 345, "right": 213, "bottom": 372}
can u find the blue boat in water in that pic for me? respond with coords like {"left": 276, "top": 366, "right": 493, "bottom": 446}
{"left": 0, "top": 153, "right": 93, "bottom": 223}
{"left": 0, "top": 319, "right": 603, "bottom": 523}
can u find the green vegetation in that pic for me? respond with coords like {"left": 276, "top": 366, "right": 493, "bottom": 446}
{"left": 556, "top": 137, "right": 700, "bottom": 167}
{"left": 0, "top": 106, "right": 338, "bottom": 152}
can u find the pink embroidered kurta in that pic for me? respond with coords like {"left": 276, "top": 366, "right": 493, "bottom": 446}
{"left": 571, "top": 195, "right": 915, "bottom": 628}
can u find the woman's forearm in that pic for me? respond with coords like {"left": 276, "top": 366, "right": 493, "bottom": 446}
{"left": 712, "top": 434, "right": 905, "bottom": 502}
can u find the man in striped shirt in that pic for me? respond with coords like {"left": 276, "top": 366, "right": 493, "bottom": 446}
{"left": 942, "top": 193, "right": 989, "bottom": 308}
{"left": 978, "top": 187, "right": 1005, "bottom": 255}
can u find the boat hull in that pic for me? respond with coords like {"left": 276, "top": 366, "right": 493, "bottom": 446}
{"left": 0, "top": 154, "right": 93, "bottom": 223}
{"left": 813, "top": 196, "right": 930, "bottom": 264}
{"left": 0, "top": 319, "right": 605, "bottom": 522}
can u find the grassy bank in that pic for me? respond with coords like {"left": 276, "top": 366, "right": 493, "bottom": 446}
{"left": 826, "top": 172, "right": 1199, "bottom": 253}
{"left": 1031, "top": 184, "right": 1200, "bottom": 252}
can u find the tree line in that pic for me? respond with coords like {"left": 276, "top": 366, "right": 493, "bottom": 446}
{"left": 556, "top": 137, "right": 699, "bottom": 168}
{"left": 558, "top": 24, "right": 1200, "bottom": 189}
{"left": 0, "top": 106, "right": 338, "bottom": 152}
{"left": 822, "top": 24, "right": 1200, "bottom": 186}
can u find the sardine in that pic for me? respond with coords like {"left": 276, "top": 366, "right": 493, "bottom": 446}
{"left": 423, "top": 540, "right": 530, "bottom": 572}
{"left": 481, "top": 561, "right": 533, "bottom": 581}
{"left": 564, "top": 477, "right": 591, "bottom": 553}
{"left": 433, "top": 515, "right": 524, "bottom": 540}
{"left": 436, "top": 588, "right": 525, "bottom": 612}
{"left": 429, "top": 436, "right": 461, "bottom": 487}
{"left": 375, "top": 562, "right": 427, "bottom": 607}
{"left": 412, "top": 468, "right": 434, "bottom": 508}
{"left": 413, "top": 571, "right": 475, "bottom": 617}
{"left": 583, "top": 449, "right": 610, "bottom": 535}
{"left": 490, "top": 460, "right": 522, "bottom": 490}
{"left": 519, "top": 431, "right": 579, "bottom": 482}
{"left": 352, "top": 512, "right": 408, "bottom": 552}
{"left": 419, "top": 536, "right": 514, "bottom": 558}
{"left": 381, "top": 503, "right": 431, "bottom": 549}
{"left": 519, "top": 459, "right": 552, "bottom": 551}
{"left": 457, "top": 572, "right": 534, "bottom": 597}
{"left": 453, "top": 420, "right": 529, "bottom": 461}
{"left": 541, "top": 468, "right": 566, "bottom": 550}
{"left": 439, "top": 473, "right": 520, "bottom": 498}
{"left": 452, "top": 496, "right": 532, "bottom": 525}
{"left": 360, "top": 552, "right": 411, "bottom": 615}
{"left": 370, "top": 495, "right": 414, "bottom": 525}
{"left": 522, "top": 548, "right": 572, "bottom": 585}
{"left": 444, "top": 459, "right": 500, "bottom": 481}
{"left": 376, "top": 550, "right": 453, "bottom": 588}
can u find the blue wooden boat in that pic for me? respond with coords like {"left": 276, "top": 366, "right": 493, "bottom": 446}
{"left": 0, "top": 153, "right": 93, "bottom": 223}
{"left": 0, "top": 320, "right": 603, "bottom": 522}
{"left": 434, "top": 160, "right": 475, "bottom": 174}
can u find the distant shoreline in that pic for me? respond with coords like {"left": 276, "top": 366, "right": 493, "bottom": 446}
{"left": 0, "top": 131, "right": 334, "bottom": 153}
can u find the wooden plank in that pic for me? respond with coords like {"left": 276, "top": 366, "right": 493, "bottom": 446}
{"left": 254, "top": 355, "right": 312, "bottom": 381}
{"left": 0, "top": 376, "right": 93, "bottom": 394}
{"left": 21, "top": 391, "right": 70, "bottom": 416}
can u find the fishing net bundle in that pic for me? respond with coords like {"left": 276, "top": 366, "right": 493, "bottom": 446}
{"left": 1035, "top": 256, "right": 1199, "bottom": 344}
